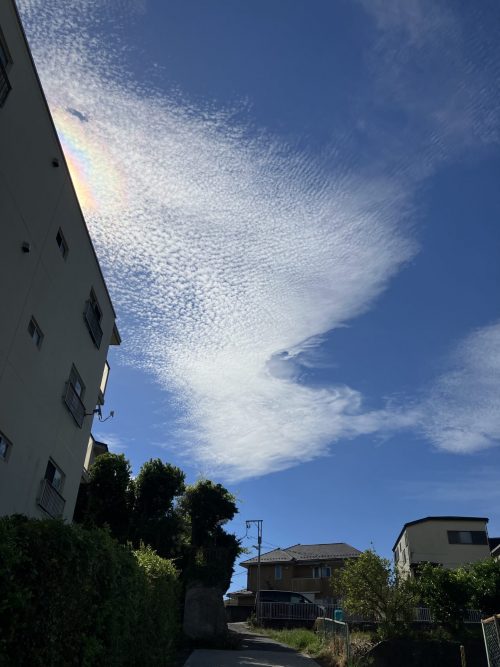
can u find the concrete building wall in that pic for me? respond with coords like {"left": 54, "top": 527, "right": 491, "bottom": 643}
{"left": 394, "top": 519, "right": 490, "bottom": 576}
{"left": 0, "top": 0, "right": 119, "bottom": 521}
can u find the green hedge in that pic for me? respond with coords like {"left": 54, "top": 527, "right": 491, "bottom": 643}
{"left": 0, "top": 515, "right": 180, "bottom": 666}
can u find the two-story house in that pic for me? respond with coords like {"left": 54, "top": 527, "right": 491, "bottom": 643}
{"left": 0, "top": 0, "right": 120, "bottom": 522}
{"left": 393, "top": 516, "right": 492, "bottom": 577}
{"left": 241, "top": 542, "right": 361, "bottom": 605}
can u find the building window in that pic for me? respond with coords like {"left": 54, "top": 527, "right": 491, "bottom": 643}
{"left": 0, "top": 430, "right": 12, "bottom": 461}
{"left": 84, "top": 289, "right": 103, "bottom": 348}
{"left": 70, "top": 365, "right": 85, "bottom": 399}
{"left": 56, "top": 228, "right": 68, "bottom": 259}
{"left": 63, "top": 365, "right": 86, "bottom": 427}
{"left": 38, "top": 459, "right": 65, "bottom": 518}
{"left": 45, "top": 459, "right": 64, "bottom": 492}
{"left": 0, "top": 30, "right": 12, "bottom": 108}
{"left": 448, "top": 530, "right": 488, "bottom": 545}
{"left": 98, "top": 360, "right": 110, "bottom": 405}
{"left": 312, "top": 566, "right": 332, "bottom": 579}
{"left": 275, "top": 565, "right": 282, "bottom": 580}
{"left": 28, "top": 317, "right": 43, "bottom": 348}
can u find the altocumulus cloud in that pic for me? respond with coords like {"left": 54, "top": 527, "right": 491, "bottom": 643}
{"left": 17, "top": 0, "right": 420, "bottom": 479}
{"left": 17, "top": 0, "right": 500, "bottom": 479}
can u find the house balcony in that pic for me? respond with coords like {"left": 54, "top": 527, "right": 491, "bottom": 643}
{"left": 37, "top": 479, "right": 65, "bottom": 518}
{"left": 63, "top": 381, "right": 85, "bottom": 427}
{"left": 291, "top": 578, "right": 324, "bottom": 593}
{"left": 0, "top": 61, "right": 11, "bottom": 107}
{"left": 84, "top": 300, "right": 103, "bottom": 348}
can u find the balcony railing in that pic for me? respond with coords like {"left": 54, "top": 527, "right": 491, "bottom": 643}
{"left": 38, "top": 479, "right": 65, "bottom": 518}
{"left": 84, "top": 301, "right": 103, "bottom": 348}
{"left": 0, "top": 61, "right": 11, "bottom": 108}
{"left": 64, "top": 381, "right": 85, "bottom": 427}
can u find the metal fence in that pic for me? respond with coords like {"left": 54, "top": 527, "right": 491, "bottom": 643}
{"left": 257, "top": 601, "right": 483, "bottom": 627}
{"left": 316, "top": 617, "right": 350, "bottom": 660}
{"left": 323, "top": 605, "right": 482, "bottom": 625}
{"left": 257, "top": 602, "right": 322, "bottom": 622}
{"left": 482, "top": 614, "right": 500, "bottom": 667}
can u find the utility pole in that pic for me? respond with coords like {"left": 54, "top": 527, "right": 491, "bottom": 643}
{"left": 246, "top": 519, "right": 263, "bottom": 623}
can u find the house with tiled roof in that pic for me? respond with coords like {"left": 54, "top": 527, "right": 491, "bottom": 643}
{"left": 239, "top": 542, "right": 361, "bottom": 604}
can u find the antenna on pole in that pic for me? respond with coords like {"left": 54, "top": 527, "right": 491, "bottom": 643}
{"left": 246, "top": 519, "right": 263, "bottom": 624}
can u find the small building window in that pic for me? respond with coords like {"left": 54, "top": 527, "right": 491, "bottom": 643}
{"left": 275, "top": 564, "right": 282, "bottom": 580}
{"left": 84, "top": 289, "right": 103, "bottom": 348}
{"left": 448, "top": 530, "right": 488, "bottom": 545}
{"left": 38, "top": 459, "right": 66, "bottom": 517}
{"left": 0, "top": 29, "right": 12, "bottom": 108}
{"left": 64, "top": 365, "right": 86, "bottom": 427}
{"left": 0, "top": 430, "right": 12, "bottom": 461}
{"left": 28, "top": 317, "right": 43, "bottom": 348}
{"left": 56, "top": 228, "right": 68, "bottom": 259}
{"left": 69, "top": 365, "right": 85, "bottom": 399}
{"left": 312, "top": 566, "right": 331, "bottom": 579}
{"left": 45, "top": 459, "right": 64, "bottom": 492}
{"left": 89, "top": 289, "right": 102, "bottom": 322}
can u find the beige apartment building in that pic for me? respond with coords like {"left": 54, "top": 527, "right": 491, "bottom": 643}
{"left": 0, "top": 0, "right": 120, "bottom": 521}
{"left": 393, "top": 516, "right": 491, "bottom": 577}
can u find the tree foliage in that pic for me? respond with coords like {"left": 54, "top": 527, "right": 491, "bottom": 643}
{"left": 467, "top": 557, "right": 500, "bottom": 615}
{"left": 74, "top": 453, "right": 132, "bottom": 542}
{"left": 75, "top": 455, "right": 241, "bottom": 590}
{"left": 334, "top": 549, "right": 500, "bottom": 636}
{"left": 413, "top": 563, "right": 470, "bottom": 631}
{"left": 180, "top": 479, "right": 240, "bottom": 588}
{"left": 0, "top": 515, "right": 180, "bottom": 666}
{"left": 332, "top": 550, "right": 416, "bottom": 638}
{"left": 133, "top": 459, "right": 185, "bottom": 519}
{"left": 414, "top": 559, "right": 500, "bottom": 627}
{"left": 180, "top": 479, "right": 237, "bottom": 547}
{"left": 131, "top": 459, "right": 186, "bottom": 559}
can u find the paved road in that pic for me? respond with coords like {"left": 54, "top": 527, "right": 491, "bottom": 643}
{"left": 183, "top": 623, "right": 320, "bottom": 667}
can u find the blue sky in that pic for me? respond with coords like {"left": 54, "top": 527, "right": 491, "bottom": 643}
{"left": 18, "top": 0, "right": 500, "bottom": 592}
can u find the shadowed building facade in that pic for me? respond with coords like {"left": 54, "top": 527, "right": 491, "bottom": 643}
{"left": 0, "top": 0, "right": 120, "bottom": 521}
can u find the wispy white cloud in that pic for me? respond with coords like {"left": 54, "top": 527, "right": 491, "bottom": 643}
{"left": 94, "top": 432, "right": 129, "bottom": 453}
{"left": 17, "top": 0, "right": 500, "bottom": 479}
{"left": 357, "top": 0, "right": 500, "bottom": 150}
{"left": 420, "top": 322, "right": 500, "bottom": 454}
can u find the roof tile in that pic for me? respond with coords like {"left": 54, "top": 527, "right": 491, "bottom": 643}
{"left": 241, "top": 542, "right": 361, "bottom": 565}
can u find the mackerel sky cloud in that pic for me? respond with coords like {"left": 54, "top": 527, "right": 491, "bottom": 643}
{"left": 18, "top": 0, "right": 500, "bottom": 482}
